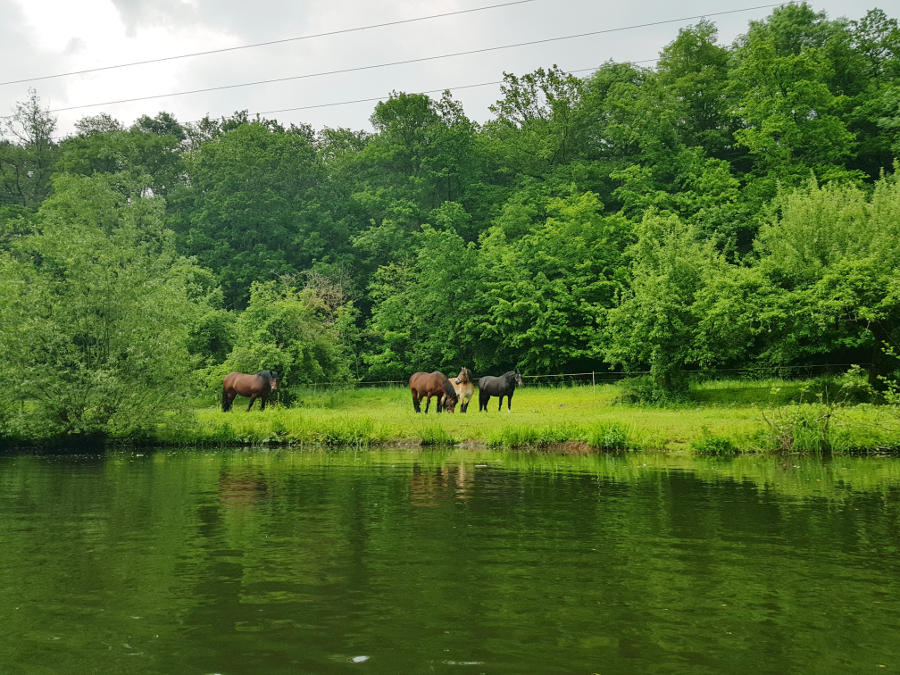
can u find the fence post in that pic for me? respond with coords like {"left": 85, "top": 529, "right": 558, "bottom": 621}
{"left": 592, "top": 371, "right": 596, "bottom": 394}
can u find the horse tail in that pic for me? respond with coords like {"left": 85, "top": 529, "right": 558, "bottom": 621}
{"left": 221, "top": 386, "right": 230, "bottom": 412}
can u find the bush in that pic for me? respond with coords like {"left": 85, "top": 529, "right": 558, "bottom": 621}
{"left": 616, "top": 376, "right": 686, "bottom": 405}
{"left": 691, "top": 430, "right": 738, "bottom": 455}
{"left": 587, "top": 422, "right": 629, "bottom": 450}
{"left": 760, "top": 405, "right": 835, "bottom": 453}
{"left": 796, "top": 368, "right": 873, "bottom": 405}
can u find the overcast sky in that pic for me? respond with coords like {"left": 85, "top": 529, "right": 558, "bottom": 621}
{"left": 1, "top": 0, "right": 897, "bottom": 139}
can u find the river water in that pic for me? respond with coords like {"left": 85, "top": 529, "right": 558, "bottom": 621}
{"left": 1, "top": 448, "right": 899, "bottom": 674}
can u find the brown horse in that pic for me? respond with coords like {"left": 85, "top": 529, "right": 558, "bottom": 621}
{"left": 409, "top": 371, "right": 458, "bottom": 413}
{"left": 451, "top": 367, "right": 475, "bottom": 413}
{"left": 222, "top": 370, "right": 279, "bottom": 412}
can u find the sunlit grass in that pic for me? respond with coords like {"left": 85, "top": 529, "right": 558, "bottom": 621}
{"left": 173, "top": 380, "right": 900, "bottom": 454}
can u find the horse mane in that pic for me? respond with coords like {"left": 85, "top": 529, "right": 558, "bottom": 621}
{"left": 257, "top": 370, "right": 277, "bottom": 383}
{"left": 443, "top": 377, "right": 458, "bottom": 400}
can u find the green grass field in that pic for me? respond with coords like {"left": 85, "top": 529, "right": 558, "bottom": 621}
{"left": 161, "top": 380, "right": 900, "bottom": 455}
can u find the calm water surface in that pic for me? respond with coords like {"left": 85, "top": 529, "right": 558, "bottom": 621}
{"left": 1, "top": 448, "right": 899, "bottom": 674}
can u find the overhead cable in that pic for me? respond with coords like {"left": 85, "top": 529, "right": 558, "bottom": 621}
{"left": 42, "top": 3, "right": 781, "bottom": 115}
{"left": 257, "top": 61, "right": 659, "bottom": 115}
{"left": 0, "top": 0, "right": 539, "bottom": 87}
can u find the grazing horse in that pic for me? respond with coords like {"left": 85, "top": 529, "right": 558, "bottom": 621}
{"left": 409, "top": 371, "right": 458, "bottom": 413}
{"left": 478, "top": 370, "right": 523, "bottom": 412}
{"left": 222, "top": 370, "right": 279, "bottom": 412}
{"left": 451, "top": 367, "right": 475, "bottom": 413}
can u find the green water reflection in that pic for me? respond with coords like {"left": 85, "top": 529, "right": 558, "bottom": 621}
{"left": 1, "top": 449, "right": 899, "bottom": 673}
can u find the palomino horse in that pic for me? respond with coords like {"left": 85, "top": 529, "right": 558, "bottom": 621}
{"left": 409, "top": 371, "right": 458, "bottom": 413}
{"left": 451, "top": 367, "right": 475, "bottom": 413}
{"left": 478, "top": 370, "right": 523, "bottom": 412}
{"left": 222, "top": 370, "right": 279, "bottom": 411}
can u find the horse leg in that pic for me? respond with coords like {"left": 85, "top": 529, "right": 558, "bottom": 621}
{"left": 425, "top": 396, "right": 431, "bottom": 414}
{"left": 412, "top": 392, "right": 421, "bottom": 413}
{"left": 507, "top": 392, "right": 513, "bottom": 412}
{"left": 436, "top": 393, "right": 444, "bottom": 414}
{"left": 247, "top": 395, "right": 257, "bottom": 411}
{"left": 498, "top": 395, "right": 504, "bottom": 412}
{"left": 479, "top": 394, "right": 488, "bottom": 412}
{"left": 260, "top": 396, "right": 267, "bottom": 411}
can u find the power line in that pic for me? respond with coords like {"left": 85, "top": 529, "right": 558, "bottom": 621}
{"left": 0, "top": 0, "right": 539, "bottom": 87}
{"left": 40, "top": 3, "right": 781, "bottom": 116}
{"left": 257, "top": 60, "right": 660, "bottom": 116}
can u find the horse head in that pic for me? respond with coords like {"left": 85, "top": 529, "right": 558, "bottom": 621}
{"left": 454, "top": 367, "right": 472, "bottom": 385}
{"left": 259, "top": 370, "right": 279, "bottom": 391}
{"left": 502, "top": 370, "right": 523, "bottom": 387}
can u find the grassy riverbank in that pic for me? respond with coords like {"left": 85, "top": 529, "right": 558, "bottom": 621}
{"left": 158, "top": 380, "right": 900, "bottom": 454}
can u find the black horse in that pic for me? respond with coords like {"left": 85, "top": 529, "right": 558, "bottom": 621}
{"left": 478, "top": 370, "right": 523, "bottom": 412}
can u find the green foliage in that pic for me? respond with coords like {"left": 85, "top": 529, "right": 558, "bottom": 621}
{"left": 0, "top": 175, "right": 212, "bottom": 440}
{"left": 690, "top": 430, "right": 739, "bottom": 456}
{"left": 586, "top": 422, "right": 630, "bottom": 450}
{"left": 220, "top": 280, "right": 354, "bottom": 402}
{"left": 0, "top": 90, "right": 57, "bottom": 210}
{"left": 366, "top": 224, "right": 477, "bottom": 379}
{"left": 470, "top": 189, "right": 630, "bottom": 373}
{"left": 604, "top": 214, "right": 722, "bottom": 396}
{"left": 172, "top": 121, "right": 331, "bottom": 308}
{"left": 760, "top": 404, "right": 837, "bottom": 453}
{"left": 5, "top": 1, "right": 900, "bottom": 425}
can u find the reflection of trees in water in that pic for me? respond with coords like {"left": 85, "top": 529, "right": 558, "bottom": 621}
{"left": 408, "top": 461, "right": 475, "bottom": 507}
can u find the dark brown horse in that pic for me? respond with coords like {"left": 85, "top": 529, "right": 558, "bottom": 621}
{"left": 451, "top": 367, "right": 475, "bottom": 413}
{"left": 409, "top": 371, "right": 458, "bottom": 413}
{"left": 222, "top": 370, "right": 279, "bottom": 412}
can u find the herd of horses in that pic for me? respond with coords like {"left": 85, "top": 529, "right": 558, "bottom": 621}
{"left": 220, "top": 367, "right": 523, "bottom": 413}
{"left": 409, "top": 368, "right": 524, "bottom": 413}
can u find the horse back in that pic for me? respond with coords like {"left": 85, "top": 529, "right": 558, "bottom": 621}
{"left": 224, "top": 371, "right": 270, "bottom": 395}
{"left": 409, "top": 371, "right": 429, "bottom": 392}
{"left": 478, "top": 375, "right": 497, "bottom": 392}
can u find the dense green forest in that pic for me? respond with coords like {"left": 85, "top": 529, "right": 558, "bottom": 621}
{"left": 1, "top": 3, "right": 899, "bottom": 439}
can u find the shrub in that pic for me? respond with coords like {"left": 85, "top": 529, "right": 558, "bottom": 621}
{"left": 761, "top": 405, "right": 835, "bottom": 453}
{"left": 587, "top": 422, "right": 629, "bottom": 451}
{"left": 616, "top": 376, "right": 687, "bottom": 405}
{"left": 691, "top": 430, "right": 738, "bottom": 455}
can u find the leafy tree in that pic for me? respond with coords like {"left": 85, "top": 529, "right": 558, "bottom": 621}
{"left": 0, "top": 89, "right": 57, "bottom": 210}
{"left": 56, "top": 112, "right": 186, "bottom": 199}
{"left": 656, "top": 21, "right": 734, "bottom": 159}
{"left": 221, "top": 280, "right": 353, "bottom": 396}
{"left": 728, "top": 4, "right": 859, "bottom": 188}
{"left": 470, "top": 190, "right": 629, "bottom": 373}
{"left": 0, "top": 175, "right": 213, "bottom": 440}
{"left": 365, "top": 225, "right": 477, "bottom": 379}
{"left": 750, "top": 175, "right": 900, "bottom": 384}
{"left": 604, "top": 213, "right": 722, "bottom": 396}
{"left": 482, "top": 66, "right": 583, "bottom": 179}
{"left": 172, "top": 121, "right": 331, "bottom": 308}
